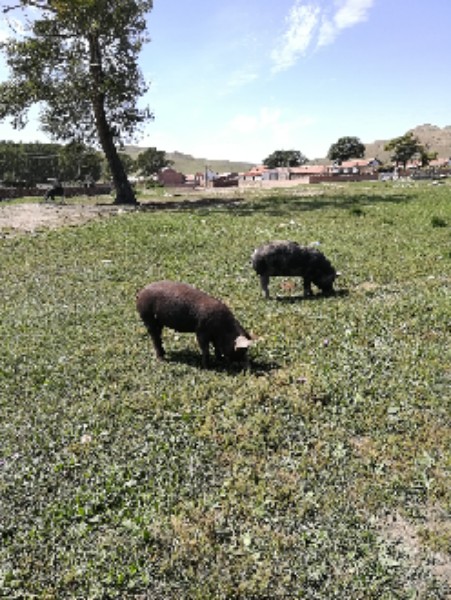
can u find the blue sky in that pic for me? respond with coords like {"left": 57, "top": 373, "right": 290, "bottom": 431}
{"left": 1, "top": 0, "right": 450, "bottom": 163}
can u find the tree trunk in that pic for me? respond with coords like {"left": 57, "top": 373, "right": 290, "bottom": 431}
{"left": 88, "top": 31, "right": 136, "bottom": 205}
{"left": 95, "top": 106, "right": 137, "bottom": 205}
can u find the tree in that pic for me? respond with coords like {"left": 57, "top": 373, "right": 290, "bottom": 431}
{"left": 101, "top": 151, "right": 135, "bottom": 180}
{"left": 0, "top": 0, "right": 154, "bottom": 204}
{"left": 0, "top": 141, "right": 58, "bottom": 184}
{"left": 327, "top": 136, "right": 365, "bottom": 163}
{"left": 263, "top": 150, "right": 308, "bottom": 169}
{"left": 118, "top": 153, "right": 136, "bottom": 176}
{"left": 418, "top": 147, "right": 437, "bottom": 168}
{"left": 0, "top": 141, "right": 31, "bottom": 184}
{"left": 384, "top": 132, "right": 424, "bottom": 169}
{"left": 0, "top": 140, "right": 104, "bottom": 185}
{"left": 58, "top": 142, "right": 103, "bottom": 182}
{"left": 136, "top": 147, "right": 173, "bottom": 177}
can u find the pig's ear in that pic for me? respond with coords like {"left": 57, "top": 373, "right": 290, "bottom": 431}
{"left": 234, "top": 335, "right": 253, "bottom": 350}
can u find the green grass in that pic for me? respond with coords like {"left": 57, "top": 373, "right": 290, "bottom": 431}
{"left": 1, "top": 182, "right": 450, "bottom": 598}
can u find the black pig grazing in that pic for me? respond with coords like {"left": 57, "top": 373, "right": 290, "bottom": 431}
{"left": 136, "top": 280, "right": 253, "bottom": 368}
{"left": 252, "top": 240, "right": 337, "bottom": 299}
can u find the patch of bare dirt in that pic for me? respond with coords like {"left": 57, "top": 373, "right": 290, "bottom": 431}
{"left": 0, "top": 202, "right": 132, "bottom": 234}
{"left": 378, "top": 510, "right": 451, "bottom": 587}
{"left": 0, "top": 196, "right": 245, "bottom": 235}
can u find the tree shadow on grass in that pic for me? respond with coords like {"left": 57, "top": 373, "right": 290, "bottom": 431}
{"left": 138, "top": 190, "right": 414, "bottom": 218}
{"left": 227, "top": 192, "right": 413, "bottom": 218}
{"left": 137, "top": 196, "right": 244, "bottom": 213}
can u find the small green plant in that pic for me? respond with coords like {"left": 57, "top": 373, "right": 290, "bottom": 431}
{"left": 350, "top": 206, "right": 365, "bottom": 216}
{"left": 418, "top": 527, "right": 451, "bottom": 554}
{"left": 431, "top": 215, "right": 447, "bottom": 228}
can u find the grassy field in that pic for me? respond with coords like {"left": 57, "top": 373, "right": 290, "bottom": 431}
{"left": 1, "top": 182, "right": 450, "bottom": 598}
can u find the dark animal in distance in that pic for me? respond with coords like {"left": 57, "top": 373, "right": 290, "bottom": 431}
{"left": 44, "top": 183, "right": 64, "bottom": 201}
{"left": 136, "top": 280, "right": 253, "bottom": 368}
{"left": 252, "top": 240, "right": 338, "bottom": 299}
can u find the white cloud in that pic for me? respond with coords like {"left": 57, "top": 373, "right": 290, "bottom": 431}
{"left": 334, "top": 0, "right": 375, "bottom": 29}
{"left": 319, "top": 0, "right": 375, "bottom": 47}
{"left": 271, "top": 3, "right": 320, "bottom": 72}
{"left": 272, "top": 0, "right": 375, "bottom": 71}
{"left": 317, "top": 17, "right": 336, "bottom": 47}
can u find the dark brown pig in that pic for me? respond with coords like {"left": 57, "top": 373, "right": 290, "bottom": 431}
{"left": 136, "top": 280, "right": 253, "bottom": 368}
{"left": 251, "top": 240, "right": 338, "bottom": 299}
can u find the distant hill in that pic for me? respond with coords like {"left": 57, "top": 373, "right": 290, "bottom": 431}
{"left": 126, "top": 125, "right": 451, "bottom": 171}
{"left": 125, "top": 146, "right": 253, "bottom": 174}
{"left": 364, "top": 124, "right": 451, "bottom": 162}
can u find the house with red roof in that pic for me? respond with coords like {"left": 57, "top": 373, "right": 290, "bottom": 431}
{"left": 329, "top": 158, "right": 381, "bottom": 175}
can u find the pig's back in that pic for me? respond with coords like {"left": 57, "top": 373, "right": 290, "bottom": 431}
{"left": 252, "top": 241, "right": 306, "bottom": 275}
{"left": 136, "top": 281, "right": 226, "bottom": 332}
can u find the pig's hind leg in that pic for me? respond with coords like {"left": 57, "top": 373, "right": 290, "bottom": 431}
{"left": 145, "top": 319, "right": 165, "bottom": 360}
{"left": 196, "top": 331, "right": 212, "bottom": 368}
{"left": 259, "top": 274, "right": 270, "bottom": 299}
